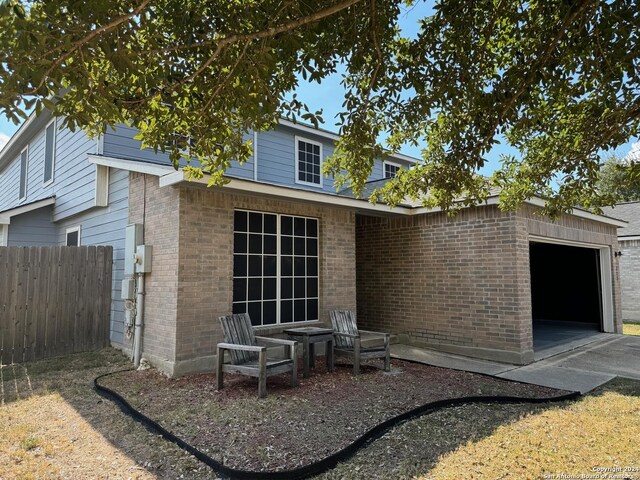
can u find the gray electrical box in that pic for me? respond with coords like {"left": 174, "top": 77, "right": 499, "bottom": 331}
{"left": 135, "top": 245, "right": 153, "bottom": 273}
{"left": 125, "top": 224, "right": 144, "bottom": 275}
{"left": 121, "top": 278, "right": 136, "bottom": 300}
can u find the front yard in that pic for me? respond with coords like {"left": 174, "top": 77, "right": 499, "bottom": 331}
{"left": 1, "top": 348, "right": 638, "bottom": 479}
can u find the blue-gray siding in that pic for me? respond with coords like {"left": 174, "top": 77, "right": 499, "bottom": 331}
{"left": 7, "top": 205, "right": 57, "bottom": 246}
{"left": 104, "top": 123, "right": 413, "bottom": 193}
{"left": 55, "top": 168, "right": 129, "bottom": 345}
{"left": 103, "top": 124, "right": 256, "bottom": 179}
{"left": 0, "top": 118, "right": 99, "bottom": 222}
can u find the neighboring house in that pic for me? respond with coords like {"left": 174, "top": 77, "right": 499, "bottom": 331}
{"left": 0, "top": 111, "right": 627, "bottom": 375}
{"left": 601, "top": 201, "right": 640, "bottom": 322}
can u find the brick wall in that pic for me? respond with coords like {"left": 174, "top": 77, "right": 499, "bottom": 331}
{"left": 619, "top": 240, "right": 640, "bottom": 321}
{"left": 130, "top": 174, "right": 356, "bottom": 376}
{"left": 356, "top": 204, "right": 623, "bottom": 364}
{"left": 356, "top": 206, "right": 533, "bottom": 363}
{"left": 129, "top": 173, "right": 181, "bottom": 364}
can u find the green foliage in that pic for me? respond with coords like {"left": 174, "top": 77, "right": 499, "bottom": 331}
{"left": 594, "top": 153, "right": 640, "bottom": 205}
{"left": 0, "top": 0, "right": 638, "bottom": 215}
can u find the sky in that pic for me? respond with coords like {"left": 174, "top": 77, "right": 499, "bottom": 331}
{"left": 0, "top": 2, "right": 637, "bottom": 169}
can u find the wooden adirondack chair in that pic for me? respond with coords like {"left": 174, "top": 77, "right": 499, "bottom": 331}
{"left": 329, "top": 310, "right": 390, "bottom": 375}
{"left": 216, "top": 313, "right": 298, "bottom": 398}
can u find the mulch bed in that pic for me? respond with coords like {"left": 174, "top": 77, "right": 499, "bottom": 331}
{"left": 100, "top": 357, "right": 566, "bottom": 472}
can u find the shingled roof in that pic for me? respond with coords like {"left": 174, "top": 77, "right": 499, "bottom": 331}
{"left": 601, "top": 201, "right": 640, "bottom": 237}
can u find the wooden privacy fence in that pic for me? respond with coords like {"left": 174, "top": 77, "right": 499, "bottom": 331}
{"left": 0, "top": 246, "right": 112, "bottom": 364}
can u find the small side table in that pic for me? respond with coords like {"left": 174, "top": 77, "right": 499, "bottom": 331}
{"left": 284, "top": 327, "right": 334, "bottom": 378}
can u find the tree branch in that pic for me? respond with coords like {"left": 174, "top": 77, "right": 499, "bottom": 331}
{"left": 150, "top": 0, "right": 362, "bottom": 55}
{"left": 28, "top": 0, "right": 152, "bottom": 95}
{"left": 479, "top": 0, "right": 598, "bottom": 153}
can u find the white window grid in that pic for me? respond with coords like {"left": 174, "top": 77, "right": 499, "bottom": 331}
{"left": 383, "top": 160, "right": 402, "bottom": 179}
{"left": 294, "top": 136, "right": 323, "bottom": 187}
{"left": 232, "top": 209, "right": 319, "bottom": 326}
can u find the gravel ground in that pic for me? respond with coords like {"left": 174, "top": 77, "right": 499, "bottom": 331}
{"left": 100, "top": 356, "right": 566, "bottom": 473}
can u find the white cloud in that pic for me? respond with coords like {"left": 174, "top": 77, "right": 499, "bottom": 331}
{"left": 0, "top": 132, "right": 9, "bottom": 152}
{"left": 624, "top": 141, "right": 640, "bottom": 164}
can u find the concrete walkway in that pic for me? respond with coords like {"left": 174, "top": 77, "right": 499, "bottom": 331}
{"left": 391, "top": 334, "right": 640, "bottom": 393}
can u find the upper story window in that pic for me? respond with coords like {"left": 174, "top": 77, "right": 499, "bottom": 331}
{"left": 383, "top": 161, "right": 401, "bottom": 179}
{"left": 43, "top": 120, "right": 56, "bottom": 185}
{"left": 295, "top": 137, "right": 323, "bottom": 187}
{"left": 19, "top": 147, "right": 28, "bottom": 201}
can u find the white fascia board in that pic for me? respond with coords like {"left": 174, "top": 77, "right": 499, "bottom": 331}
{"left": 389, "top": 152, "right": 419, "bottom": 164}
{"left": 276, "top": 118, "right": 418, "bottom": 165}
{"left": 0, "top": 111, "right": 53, "bottom": 172}
{"left": 0, "top": 197, "right": 56, "bottom": 224}
{"left": 159, "top": 169, "right": 410, "bottom": 215}
{"left": 407, "top": 195, "right": 627, "bottom": 227}
{"left": 523, "top": 196, "right": 628, "bottom": 228}
{"left": 619, "top": 235, "right": 640, "bottom": 242}
{"left": 407, "top": 195, "right": 501, "bottom": 214}
{"left": 278, "top": 119, "right": 340, "bottom": 141}
{"left": 155, "top": 167, "right": 629, "bottom": 228}
{"left": 528, "top": 234, "right": 612, "bottom": 249}
{"left": 87, "top": 154, "right": 175, "bottom": 176}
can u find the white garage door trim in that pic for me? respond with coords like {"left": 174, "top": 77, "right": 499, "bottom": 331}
{"left": 529, "top": 235, "right": 615, "bottom": 333}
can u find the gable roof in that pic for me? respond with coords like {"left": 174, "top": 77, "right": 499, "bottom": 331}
{"left": 0, "top": 110, "right": 53, "bottom": 174}
{"left": 0, "top": 112, "right": 419, "bottom": 176}
{"left": 601, "top": 201, "right": 640, "bottom": 237}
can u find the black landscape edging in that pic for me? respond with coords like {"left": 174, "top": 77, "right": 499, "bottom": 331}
{"left": 94, "top": 369, "right": 580, "bottom": 480}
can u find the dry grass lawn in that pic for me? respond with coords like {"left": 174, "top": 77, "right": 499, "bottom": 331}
{"left": 623, "top": 322, "right": 640, "bottom": 336}
{"left": 0, "top": 349, "right": 217, "bottom": 480}
{"left": 321, "top": 378, "right": 640, "bottom": 480}
{"left": 1, "top": 348, "right": 638, "bottom": 480}
{"left": 419, "top": 378, "right": 640, "bottom": 480}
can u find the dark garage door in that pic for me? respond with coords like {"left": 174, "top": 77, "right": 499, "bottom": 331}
{"left": 529, "top": 242, "right": 602, "bottom": 326}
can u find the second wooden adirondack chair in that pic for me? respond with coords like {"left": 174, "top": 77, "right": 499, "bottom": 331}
{"left": 216, "top": 313, "right": 298, "bottom": 398}
{"left": 329, "top": 310, "right": 391, "bottom": 375}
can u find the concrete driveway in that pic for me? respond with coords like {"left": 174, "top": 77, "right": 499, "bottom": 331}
{"left": 392, "top": 334, "right": 640, "bottom": 393}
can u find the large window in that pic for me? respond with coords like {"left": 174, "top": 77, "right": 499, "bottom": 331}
{"left": 19, "top": 147, "right": 28, "bottom": 201}
{"left": 43, "top": 120, "right": 56, "bottom": 185}
{"left": 233, "top": 210, "right": 319, "bottom": 326}
{"left": 295, "top": 137, "right": 322, "bottom": 187}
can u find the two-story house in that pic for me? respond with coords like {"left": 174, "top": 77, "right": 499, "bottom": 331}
{"left": 0, "top": 111, "right": 627, "bottom": 376}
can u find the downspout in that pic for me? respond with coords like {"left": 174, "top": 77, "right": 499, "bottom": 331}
{"left": 253, "top": 131, "right": 258, "bottom": 181}
{"left": 133, "top": 271, "right": 145, "bottom": 368}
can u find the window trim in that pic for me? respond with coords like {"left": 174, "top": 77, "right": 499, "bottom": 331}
{"left": 232, "top": 209, "right": 320, "bottom": 327}
{"left": 65, "top": 225, "right": 81, "bottom": 246}
{"left": 19, "top": 145, "right": 29, "bottom": 202}
{"left": 294, "top": 136, "right": 324, "bottom": 188}
{"left": 383, "top": 160, "right": 402, "bottom": 179}
{"left": 43, "top": 118, "right": 57, "bottom": 187}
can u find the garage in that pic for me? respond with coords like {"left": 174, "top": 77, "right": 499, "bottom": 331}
{"left": 529, "top": 240, "right": 606, "bottom": 357}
